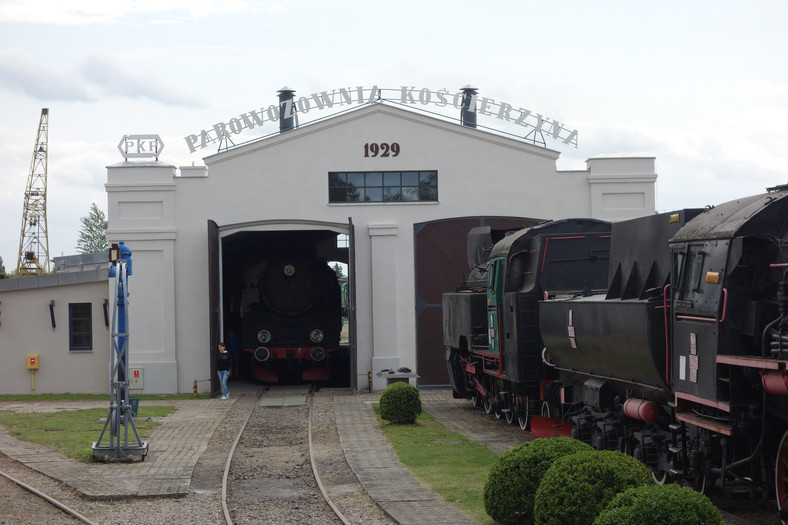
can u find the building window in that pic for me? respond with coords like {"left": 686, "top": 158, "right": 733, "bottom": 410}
{"left": 329, "top": 171, "right": 438, "bottom": 203}
{"left": 69, "top": 303, "right": 92, "bottom": 351}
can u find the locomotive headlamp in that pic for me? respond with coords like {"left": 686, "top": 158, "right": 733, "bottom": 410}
{"left": 255, "top": 347, "right": 270, "bottom": 362}
{"left": 310, "top": 347, "right": 326, "bottom": 361}
{"left": 309, "top": 329, "right": 324, "bottom": 343}
{"left": 283, "top": 264, "right": 296, "bottom": 276}
{"left": 257, "top": 330, "right": 272, "bottom": 344}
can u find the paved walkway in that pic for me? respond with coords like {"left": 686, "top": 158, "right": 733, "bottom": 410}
{"left": 0, "top": 397, "right": 233, "bottom": 499}
{"left": 0, "top": 386, "right": 523, "bottom": 523}
{"left": 335, "top": 392, "right": 479, "bottom": 525}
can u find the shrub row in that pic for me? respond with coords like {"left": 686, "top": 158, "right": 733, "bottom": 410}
{"left": 484, "top": 437, "right": 723, "bottom": 525}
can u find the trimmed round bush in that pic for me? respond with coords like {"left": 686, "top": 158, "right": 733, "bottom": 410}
{"left": 534, "top": 449, "right": 654, "bottom": 525}
{"left": 593, "top": 483, "right": 723, "bottom": 525}
{"left": 379, "top": 381, "right": 422, "bottom": 424}
{"left": 484, "top": 437, "right": 593, "bottom": 525}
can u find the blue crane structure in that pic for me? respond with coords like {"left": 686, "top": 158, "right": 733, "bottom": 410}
{"left": 91, "top": 242, "right": 149, "bottom": 461}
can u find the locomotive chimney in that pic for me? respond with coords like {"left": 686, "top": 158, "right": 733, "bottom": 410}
{"left": 278, "top": 87, "right": 296, "bottom": 133}
{"left": 460, "top": 84, "right": 478, "bottom": 129}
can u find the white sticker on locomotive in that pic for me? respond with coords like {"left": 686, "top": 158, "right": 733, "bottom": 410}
{"left": 568, "top": 326, "right": 575, "bottom": 338}
{"left": 690, "top": 332, "right": 697, "bottom": 355}
{"left": 568, "top": 309, "right": 573, "bottom": 326}
{"left": 679, "top": 355, "right": 686, "bottom": 381}
{"left": 570, "top": 337, "right": 577, "bottom": 349}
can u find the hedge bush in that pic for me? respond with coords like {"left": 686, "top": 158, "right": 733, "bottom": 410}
{"left": 593, "top": 483, "right": 723, "bottom": 525}
{"left": 379, "top": 381, "right": 422, "bottom": 424}
{"left": 534, "top": 449, "right": 654, "bottom": 525}
{"left": 484, "top": 437, "right": 593, "bottom": 525}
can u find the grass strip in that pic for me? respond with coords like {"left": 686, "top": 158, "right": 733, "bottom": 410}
{"left": 0, "top": 405, "right": 175, "bottom": 462}
{"left": 374, "top": 404, "right": 498, "bottom": 524}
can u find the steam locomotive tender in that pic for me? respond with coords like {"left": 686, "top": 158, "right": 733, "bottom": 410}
{"left": 444, "top": 185, "right": 788, "bottom": 510}
{"left": 242, "top": 254, "right": 342, "bottom": 383}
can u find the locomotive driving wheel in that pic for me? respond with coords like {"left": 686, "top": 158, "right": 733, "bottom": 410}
{"left": 516, "top": 396, "right": 529, "bottom": 430}
{"left": 483, "top": 395, "right": 494, "bottom": 415}
{"left": 541, "top": 401, "right": 551, "bottom": 418}
{"left": 651, "top": 469, "right": 669, "bottom": 486}
{"left": 471, "top": 393, "right": 482, "bottom": 408}
{"left": 775, "top": 430, "right": 788, "bottom": 514}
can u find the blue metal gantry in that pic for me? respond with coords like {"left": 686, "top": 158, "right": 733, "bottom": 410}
{"left": 91, "top": 241, "right": 149, "bottom": 461}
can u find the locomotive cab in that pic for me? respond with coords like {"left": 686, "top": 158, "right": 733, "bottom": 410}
{"left": 443, "top": 218, "right": 611, "bottom": 426}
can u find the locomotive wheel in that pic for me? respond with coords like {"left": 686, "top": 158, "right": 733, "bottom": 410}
{"left": 483, "top": 396, "right": 494, "bottom": 415}
{"left": 505, "top": 408, "right": 514, "bottom": 425}
{"left": 541, "top": 401, "right": 551, "bottom": 419}
{"left": 517, "top": 397, "right": 529, "bottom": 431}
{"left": 694, "top": 472, "right": 707, "bottom": 494}
{"left": 651, "top": 469, "right": 668, "bottom": 485}
{"left": 775, "top": 430, "right": 788, "bottom": 513}
{"left": 471, "top": 394, "right": 482, "bottom": 408}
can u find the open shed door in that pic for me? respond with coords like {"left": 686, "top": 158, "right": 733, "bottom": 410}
{"left": 348, "top": 217, "right": 358, "bottom": 393}
{"left": 414, "top": 216, "right": 542, "bottom": 385}
{"left": 208, "top": 219, "right": 220, "bottom": 396}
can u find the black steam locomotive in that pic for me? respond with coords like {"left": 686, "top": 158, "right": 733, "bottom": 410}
{"left": 444, "top": 185, "right": 788, "bottom": 510}
{"left": 241, "top": 254, "right": 342, "bottom": 383}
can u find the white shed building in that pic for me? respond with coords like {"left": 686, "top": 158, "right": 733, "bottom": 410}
{"left": 0, "top": 90, "right": 657, "bottom": 395}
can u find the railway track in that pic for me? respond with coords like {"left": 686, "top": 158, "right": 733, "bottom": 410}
{"left": 0, "top": 455, "right": 96, "bottom": 525}
{"left": 220, "top": 385, "right": 387, "bottom": 525}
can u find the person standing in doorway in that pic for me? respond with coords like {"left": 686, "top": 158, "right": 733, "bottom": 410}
{"left": 216, "top": 342, "right": 231, "bottom": 399}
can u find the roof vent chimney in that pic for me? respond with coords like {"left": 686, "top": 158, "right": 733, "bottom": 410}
{"left": 278, "top": 87, "right": 296, "bottom": 133}
{"left": 460, "top": 84, "right": 478, "bottom": 128}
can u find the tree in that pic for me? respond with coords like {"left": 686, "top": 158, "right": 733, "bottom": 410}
{"left": 76, "top": 203, "right": 109, "bottom": 254}
{"left": 0, "top": 255, "right": 6, "bottom": 275}
{"left": 332, "top": 262, "right": 346, "bottom": 279}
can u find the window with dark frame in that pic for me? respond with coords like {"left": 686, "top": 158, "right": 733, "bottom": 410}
{"left": 69, "top": 303, "right": 93, "bottom": 351}
{"left": 329, "top": 171, "right": 438, "bottom": 203}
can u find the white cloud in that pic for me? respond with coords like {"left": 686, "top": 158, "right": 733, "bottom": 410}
{"left": 0, "top": 0, "right": 263, "bottom": 25}
{"left": 0, "top": 50, "right": 95, "bottom": 101}
{"left": 0, "top": 49, "right": 205, "bottom": 106}
{"left": 77, "top": 54, "right": 206, "bottom": 107}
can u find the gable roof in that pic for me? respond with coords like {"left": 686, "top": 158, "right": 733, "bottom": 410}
{"left": 203, "top": 101, "right": 560, "bottom": 165}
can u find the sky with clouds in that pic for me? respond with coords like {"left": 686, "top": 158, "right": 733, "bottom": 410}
{"left": 0, "top": 0, "right": 786, "bottom": 270}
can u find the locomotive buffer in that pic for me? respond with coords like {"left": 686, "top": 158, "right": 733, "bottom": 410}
{"left": 92, "top": 242, "right": 149, "bottom": 461}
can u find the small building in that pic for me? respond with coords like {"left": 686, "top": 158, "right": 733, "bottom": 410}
{"left": 0, "top": 269, "right": 110, "bottom": 394}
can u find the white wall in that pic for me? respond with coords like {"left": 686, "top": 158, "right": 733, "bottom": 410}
{"left": 0, "top": 275, "right": 110, "bottom": 394}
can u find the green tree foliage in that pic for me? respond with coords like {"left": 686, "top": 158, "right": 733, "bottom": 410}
{"left": 0, "top": 255, "right": 6, "bottom": 275}
{"left": 332, "top": 262, "right": 346, "bottom": 279}
{"left": 76, "top": 203, "right": 108, "bottom": 254}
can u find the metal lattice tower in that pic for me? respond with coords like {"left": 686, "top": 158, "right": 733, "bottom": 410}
{"left": 16, "top": 108, "right": 51, "bottom": 276}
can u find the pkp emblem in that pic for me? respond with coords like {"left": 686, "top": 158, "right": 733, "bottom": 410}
{"left": 118, "top": 134, "right": 165, "bottom": 160}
